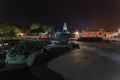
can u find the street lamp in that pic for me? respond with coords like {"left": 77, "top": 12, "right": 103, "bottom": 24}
{"left": 118, "top": 29, "right": 120, "bottom": 39}
{"left": 19, "top": 32, "right": 24, "bottom": 36}
{"left": 75, "top": 31, "right": 79, "bottom": 35}
{"left": 74, "top": 31, "right": 79, "bottom": 38}
{"left": 118, "top": 29, "right": 120, "bottom": 33}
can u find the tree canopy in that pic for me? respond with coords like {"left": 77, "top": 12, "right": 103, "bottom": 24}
{"left": 30, "top": 23, "right": 41, "bottom": 30}
{"left": 30, "top": 23, "right": 55, "bottom": 33}
{"left": 0, "top": 22, "right": 55, "bottom": 37}
{"left": 42, "top": 25, "right": 54, "bottom": 33}
{"left": 0, "top": 23, "right": 21, "bottom": 37}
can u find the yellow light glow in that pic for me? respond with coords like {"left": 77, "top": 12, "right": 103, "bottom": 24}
{"left": 75, "top": 31, "right": 79, "bottom": 35}
{"left": 74, "top": 31, "right": 79, "bottom": 38}
{"left": 19, "top": 32, "right": 24, "bottom": 36}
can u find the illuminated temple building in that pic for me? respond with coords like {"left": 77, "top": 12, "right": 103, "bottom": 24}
{"left": 63, "top": 22, "right": 70, "bottom": 33}
{"left": 80, "top": 29, "right": 113, "bottom": 39}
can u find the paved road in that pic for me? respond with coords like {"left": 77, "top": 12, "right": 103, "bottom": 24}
{"left": 48, "top": 46, "right": 120, "bottom": 80}
{"left": 1, "top": 41, "right": 120, "bottom": 80}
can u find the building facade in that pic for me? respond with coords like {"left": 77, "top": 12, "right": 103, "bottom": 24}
{"left": 80, "top": 30, "right": 113, "bottom": 39}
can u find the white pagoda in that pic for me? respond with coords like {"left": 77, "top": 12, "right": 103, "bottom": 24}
{"left": 63, "top": 22, "right": 69, "bottom": 33}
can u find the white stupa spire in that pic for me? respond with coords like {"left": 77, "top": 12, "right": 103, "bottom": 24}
{"left": 63, "top": 22, "right": 68, "bottom": 32}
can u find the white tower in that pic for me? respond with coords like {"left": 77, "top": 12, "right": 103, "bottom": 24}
{"left": 63, "top": 22, "right": 68, "bottom": 32}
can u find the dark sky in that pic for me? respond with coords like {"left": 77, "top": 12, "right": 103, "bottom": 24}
{"left": 0, "top": 0, "right": 120, "bottom": 30}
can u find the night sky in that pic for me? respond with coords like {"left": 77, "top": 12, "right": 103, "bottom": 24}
{"left": 0, "top": 0, "right": 120, "bottom": 30}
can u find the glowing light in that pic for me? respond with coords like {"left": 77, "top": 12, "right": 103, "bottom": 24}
{"left": 118, "top": 29, "right": 120, "bottom": 33}
{"left": 74, "top": 31, "right": 79, "bottom": 38}
{"left": 74, "top": 31, "right": 79, "bottom": 35}
{"left": 19, "top": 32, "right": 24, "bottom": 36}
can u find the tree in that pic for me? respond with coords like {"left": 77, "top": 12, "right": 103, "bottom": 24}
{"left": 30, "top": 23, "right": 41, "bottom": 30}
{"left": 47, "top": 26, "right": 55, "bottom": 33}
{"left": 12, "top": 26, "right": 21, "bottom": 37}
{"left": 29, "top": 23, "right": 42, "bottom": 34}
{"left": 0, "top": 22, "right": 21, "bottom": 37}
{"left": 42, "top": 25, "right": 48, "bottom": 32}
{"left": 42, "top": 25, "right": 55, "bottom": 33}
{"left": 0, "top": 23, "right": 12, "bottom": 34}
